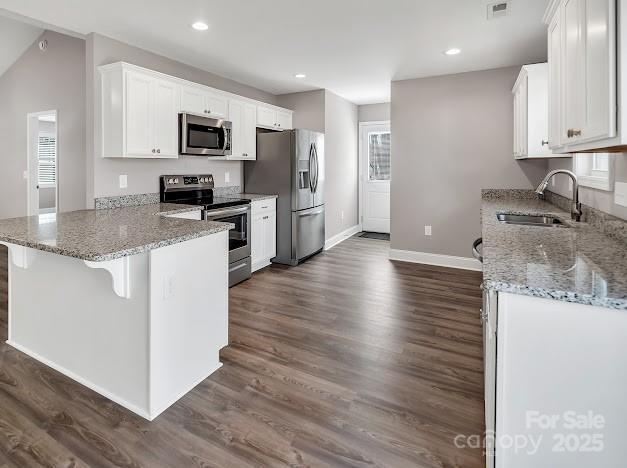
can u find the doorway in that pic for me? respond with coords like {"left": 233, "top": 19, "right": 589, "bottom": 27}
{"left": 359, "top": 121, "right": 391, "bottom": 234}
{"left": 27, "top": 110, "right": 58, "bottom": 216}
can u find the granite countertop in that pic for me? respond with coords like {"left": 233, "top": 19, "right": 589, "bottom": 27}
{"left": 227, "top": 193, "right": 278, "bottom": 201}
{"left": 0, "top": 204, "right": 233, "bottom": 262}
{"left": 482, "top": 194, "right": 627, "bottom": 310}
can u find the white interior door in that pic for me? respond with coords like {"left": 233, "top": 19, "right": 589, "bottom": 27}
{"left": 360, "top": 122, "right": 391, "bottom": 233}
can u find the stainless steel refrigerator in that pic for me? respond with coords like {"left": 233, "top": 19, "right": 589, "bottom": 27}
{"left": 244, "top": 129, "right": 325, "bottom": 266}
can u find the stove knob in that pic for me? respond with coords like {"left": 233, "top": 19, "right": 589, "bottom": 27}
{"left": 174, "top": 178, "right": 179, "bottom": 184}
{"left": 168, "top": 178, "right": 174, "bottom": 184}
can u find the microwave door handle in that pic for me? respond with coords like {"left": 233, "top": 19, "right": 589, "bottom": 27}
{"left": 222, "top": 127, "right": 229, "bottom": 152}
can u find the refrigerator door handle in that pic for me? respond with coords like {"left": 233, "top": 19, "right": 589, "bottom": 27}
{"left": 309, "top": 143, "right": 315, "bottom": 193}
{"left": 313, "top": 143, "right": 320, "bottom": 193}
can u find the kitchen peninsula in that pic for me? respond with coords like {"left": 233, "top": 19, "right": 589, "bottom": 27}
{"left": 0, "top": 203, "right": 232, "bottom": 420}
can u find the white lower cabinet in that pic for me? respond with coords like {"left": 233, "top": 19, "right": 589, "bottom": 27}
{"left": 251, "top": 199, "right": 277, "bottom": 272}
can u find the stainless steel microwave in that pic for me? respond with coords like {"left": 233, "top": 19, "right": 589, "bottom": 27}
{"left": 179, "top": 113, "right": 232, "bottom": 156}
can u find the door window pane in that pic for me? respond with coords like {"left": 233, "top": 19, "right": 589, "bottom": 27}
{"left": 368, "top": 132, "right": 391, "bottom": 181}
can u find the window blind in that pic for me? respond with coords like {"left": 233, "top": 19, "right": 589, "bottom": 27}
{"left": 38, "top": 136, "right": 56, "bottom": 185}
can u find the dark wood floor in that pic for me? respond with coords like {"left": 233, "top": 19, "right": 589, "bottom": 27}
{"left": 0, "top": 238, "right": 485, "bottom": 467}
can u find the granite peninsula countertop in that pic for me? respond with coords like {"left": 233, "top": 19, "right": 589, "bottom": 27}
{"left": 481, "top": 194, "right": 627, "bottom": 310}
{"left": 0, "top": 203, "right": 233, "bottom": 262}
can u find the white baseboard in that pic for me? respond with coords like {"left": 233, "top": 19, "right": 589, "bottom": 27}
{"left": 324, "top": 224, "right": 362, "bottom": 251}
{"left": 389, "top": 249, "right": 482, "bottom": 271}
{"left": 6, "top": 340, "right": 152, "bottom": 420}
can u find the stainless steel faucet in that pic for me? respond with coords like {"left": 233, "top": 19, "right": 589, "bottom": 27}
{"left": 534, "top": 169, "right": 581, "bottom": 221}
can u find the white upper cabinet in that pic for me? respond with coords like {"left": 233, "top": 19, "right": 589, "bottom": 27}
{"left": 180, "top": 86, "right": 227, "bottom": 118}
{"left": 102, "top": 66, "right": 179, "bottom": 159}
{"left": 257, "top": 105, "right": 293, "bottom": 130}
{"left": 228, "top": 99, "right": 257, "bottom": 160}
{"left": 544, "top": 0, "right": 618, "bottom": 153}
{"left": 512, "top": 64, "right": 555, "bottom": 159}
{"left": 99, "top": 62, "right": 292, "bottom": 159}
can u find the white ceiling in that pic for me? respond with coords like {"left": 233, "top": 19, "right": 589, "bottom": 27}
{"left": 0, "top": 0, "right": 549, "bottom": 104}
{"left": 0, "top": 15, "right": 42, "bottom": 77}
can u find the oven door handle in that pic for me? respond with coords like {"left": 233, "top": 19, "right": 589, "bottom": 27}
{"left": 205, "top": 206, "right": 249, "bottom": 218}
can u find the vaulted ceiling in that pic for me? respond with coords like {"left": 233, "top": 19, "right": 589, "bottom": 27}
{"left": 0, "top": 0, "right": 549, "bottom": 104}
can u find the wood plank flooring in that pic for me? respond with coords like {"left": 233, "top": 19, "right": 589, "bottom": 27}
{"left": 0, "top": 238, "right": 485, "bottom": 467}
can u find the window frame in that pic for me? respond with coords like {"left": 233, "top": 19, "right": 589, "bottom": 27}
{"left": 574, "top": 153, "right": 613, "bottom": 191}
{"left": 367, "top": 130, "right": 391, "bottom": 182}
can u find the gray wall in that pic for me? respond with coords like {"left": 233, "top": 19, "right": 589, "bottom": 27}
{"left": 86, "top": 33, "right": 279, "bottom": 205}
{"left": 276, "top": 89, "right": 359, "bottom": 240}
{"left": 547, "top": 155, "right": 627, "bottom": 220}
{"left": 324, "top": 90, "right": 359, "bottom": 239}
{"left": 390, "top": 66, "right": 548, "bottom": 257}
{"left": 276, "top": 90, "right": 325, "bottom": 132}
{"left": 0, "top": 30, "right": 85, "bottom": 218}
{"left": 358, "top": 102, "right": 390, "bottom": 122}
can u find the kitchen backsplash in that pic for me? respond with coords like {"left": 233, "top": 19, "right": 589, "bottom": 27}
{"left": 95, "top": 186, "right": 241, "bottom": 209}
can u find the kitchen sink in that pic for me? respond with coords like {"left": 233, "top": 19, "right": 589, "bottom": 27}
{"left": 496, "top": 213, "right": 567, "bottom": 227}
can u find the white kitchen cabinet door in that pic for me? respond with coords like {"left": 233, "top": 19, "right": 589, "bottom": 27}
{"left": 275, "top": 110, "right": 292, "bottom": 130}
{"left": 549, "top": 0, "right": 616, "bottom": 150}
{"left": 180, "top": 86, "right": 206, "bottom": 115}
{"left": 243, "top": 103, "right": 257, "bottom": 159}
{"left": 251, "top": 199, "right": 277, "bottom": 272}
{"left": 563, "top": 0, "right": 585, "bottom": 143}
{"left": 548, "top": 8, "right": 563, "bottom": 150}
{"left": 153, "top": 79, "right": 179, "bottom": 157}
{"left": 264, "top": 212, "right": 277, "bottom": 260}
{"left": 251, "top": 213, "right": 265, "bottom": 270}
{"left": 125, "top": 71, "right": 154, "bottom": 156}
{"left": 227, "top": 100, "right": 257, "bottom": 160}
{"left": 257, "top": 106, "right": 276, "bottom": 128}
{"left": 205, "top": 92, "right": 228, "bottom": 118}
{"left": 512, "top": 64, "right": 554, "bottom": 159}
{"left": 582, "top": 0, "right": 616, "bottom": 142}
{"left": 228, "top": 99, "right": 245, "bottom": 158}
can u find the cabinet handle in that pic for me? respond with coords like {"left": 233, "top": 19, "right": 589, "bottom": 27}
{"left": 542, "top": 140, "right": 549, "bottom": 146}
{"left": 156, "top": 149, "right": 161, "bottom": 153}
{"left": 263, "top": 216, "right": 269, "bottom": 220}
{"left": 152, "top": 149, "right": 156, "bottom": 153}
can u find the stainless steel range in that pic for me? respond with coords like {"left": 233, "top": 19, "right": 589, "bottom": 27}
{"left": 160, "top": 174, "right": 251, "bottom": 286}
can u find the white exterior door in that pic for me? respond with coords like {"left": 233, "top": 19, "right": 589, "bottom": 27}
{"left": 360, "top": 123, "right": 391, "bottom": 233}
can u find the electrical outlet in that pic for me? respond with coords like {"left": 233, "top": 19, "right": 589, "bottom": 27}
{"left": 425, "top": 225, "right": 432, "bottom": 236}
{"left": 341, "top": 210, "right": 344, "bottom": 221}
{"left": 225, "top": 171, "right": 230, "bottom": 184}
{"left": 22, "top": 170, "right": 29, "bottom": 180}
{"left": 119, "top": 174, "right": 128, "bottom": 189}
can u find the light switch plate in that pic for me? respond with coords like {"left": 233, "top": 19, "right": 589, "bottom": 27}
{"left": 119, "top": 174, "right": 128, "bottom": 189}
{"left": 425, "top": 225, "right": 432, "bottom": 236}
{"left": 615, "top": 182, "right": 627, "bottom": 207}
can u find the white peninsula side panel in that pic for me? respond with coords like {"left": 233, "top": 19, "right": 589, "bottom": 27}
{"left": 496, "top": 292, "right": 627, "bottom": 468}
{"left": 6, "top": 231, "right": 228, "bottom": 420}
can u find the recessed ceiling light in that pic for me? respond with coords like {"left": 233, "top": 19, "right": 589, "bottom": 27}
{"left": 444, "top": 48, "right": 461, "bottom": 56}
{"left": 294, "top": 73, "right": 307, "bottom": 79}
{"left": 192, "top": 22, "right": 209, "bottom": 31}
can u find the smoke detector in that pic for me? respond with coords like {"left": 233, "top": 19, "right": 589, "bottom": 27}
{"left": 487, "top": 2, "right": 510, "bottom": 20}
